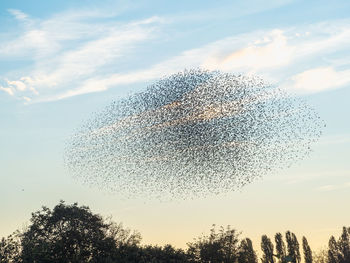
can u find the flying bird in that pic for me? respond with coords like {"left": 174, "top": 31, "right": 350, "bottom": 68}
{"left": 64, "top": 69, "right": 323, "bottom": 199}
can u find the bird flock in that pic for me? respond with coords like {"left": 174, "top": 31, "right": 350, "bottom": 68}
{"left": 64, "top": 69, "right": 323, "bottom": 199}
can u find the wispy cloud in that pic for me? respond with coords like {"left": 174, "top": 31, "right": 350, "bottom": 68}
{"left": 0, "top": 86, "right": 14, "bottom": 96}
{"left": 317, "top": 182, "right": 350, "bottom": 192}
{"left": 59, "top": 21, "right": 350, "bottom": 100}
{"left": 202, "top": 29, "right": 294, "bottom": 72}
{"left": 7, "top": 80, "right": 27, "bottom": 91}
{"left": 276, "top": 170, "right": 349, "bottom": 185}
{"left": 0, "top": 8, "right": 162, "bottom": 102}
{"left": 282, "top": 67, "right": 350, "bottom": 93}
{"left": 8, "top": 9, "right": 31, "bottom": 23}
{"left": 1, "top": 6, "right": 350, "bottom": 102}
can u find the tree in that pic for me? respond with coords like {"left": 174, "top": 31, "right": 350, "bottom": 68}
{"left": 275, "top": 233, "right": 286, "bottom": 263}
{"left": 338, "top": 226, "right": 350, "bottom": 263}
{"left": 328, "top": 235, "right": 339, "bottom": 263}
{"left": 313, "top": 248, "right": 328, "bottom": 263}
{"left": 105, "top": 220, "right": 141, "bottom": 248}
{"left": 302, "top": 237, "right": 313, "bottom": 263}
{"left": 20, "top": 201, "right": 138, "bottom": 263}
{"left": 187, "top": 225, "right": 240, "bottom": 263}
{"left": 285, "top": 231, "right": 300, "bottom": 263}
{"left": 261, "top": 235, "right": 274, "bottom": 263}
{"left": 0, "top": 231, "right": 22, "bottom": 263}
{"left": 136, "top": 244, "right": 189, "bottom": 263}
{"left": 238, "top": 238, "right": 257, "bottom": 263}
{"left": 328, "top": 227, "right": 350, "bottom": 263}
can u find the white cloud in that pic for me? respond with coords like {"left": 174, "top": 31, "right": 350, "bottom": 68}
{"left": 283, "top": 67, "right": 350, "bottom": 93}
{"left": 54, "top": 30, "right": 289, "bottom": 99}
{"left": 203, "top": 30, "right": 294, "bottom": 72}
{"left": 296, "top": 25, "right": 350, "bottom": 58}
{"left": 0, "top": 9, "right": 160, "bottom": 60}
{"left": 8, "top": 9, "right": 30, "bottom": 22}
{"left": 7, "top": 80, "right": 27, "bottom": 91}
{"left": 54, "top": 23, "right": 350, "bottom": 100}
{"left": 22, "top": 96, "right": 31, "bottom": 102}
{"left": 41, "top": 69, "right": 164, "bottom": 102}
{"left": 1, "top": 7, "right": 350, "bottom": 102}
{"left": 32, "top": 24, "right": 153, "bottom": 85}
{"left": 0, "top": 86, "right": 15, "bottom": 96}
{"left": 317, "top": 182, "right": 350, "bottom": 192}
{"left": 200, "top": 24, "right": 350, "bottom": 77}
{"left": 0, "top": 9, "right": 161, "bottom": 102}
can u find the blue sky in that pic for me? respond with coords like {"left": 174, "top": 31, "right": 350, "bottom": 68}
{"left": 1, "top": 0, "right": 350, "bottom": 250}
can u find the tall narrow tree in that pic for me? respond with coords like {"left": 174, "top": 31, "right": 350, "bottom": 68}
{"left": 286, "top": 231, "right": 301, "bottom": 263}
{"left": 261, "top": 235, "right": 274, "bottom": 263}
{"left": 328, "top": 235, "right": 339, "bottom": 263}
{"left": 238, "top": 238, "right": 258, "bottom": 263}
{"left": 327, "top": 227, "right": 350, "bottom": 263}
{"left": 302, "top": 236, "right": 313, "bottom": 263}
{"left": 338, "top": 227, "right": 350, "bottom": 263}
{"left": 275, "top": 233, "right": 286, "bottom": 263}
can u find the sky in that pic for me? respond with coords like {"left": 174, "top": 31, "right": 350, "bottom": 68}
{"left": 1, "top": 0, "right": 350, "bottom": 252}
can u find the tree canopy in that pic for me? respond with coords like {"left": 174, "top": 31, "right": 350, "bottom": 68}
{"left": 187, "top": 225, "right": 241, "bottom": 263}
{"left": 20, "top": 201, "right": 125, "bottom": 262}
{"left": 0, "top": 200, "right": 348, "bottom": 263}
{"left": 328, "top": 227, "right": 350, "bottom": 263}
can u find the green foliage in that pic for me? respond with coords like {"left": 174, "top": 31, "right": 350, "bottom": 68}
{"left": 275, "top": 233, "right": 286, "bottom": 263}
{"left": 108, "top": 243, "right": 189, "bottom": 262}
{"left": 0, "top": 231, "right": 21, "bottom": 263}
{"left": 20, "top": 201, "right": 137, "bottom": 263}
{"left": 285, "top": 231, "right": 300, "bottom": 263}
{"left": 339, "top": 227, "right": 350, "bottom": 263}
{"left": 187, "top": 225, "right": 240, "bottom": 263}
{"left": 105, "top": 220, "right": 142, "bottom": 248}
{"left": 138, "top": 244, "right": 189, "bottom": 263}
{"left": 302, "top": 236, "right": 313, "bottom": 263}
{"left": 1, "top": 201, "right": 349, "bottom": 263}
{"left": 313, "top": 248, "right": 328, "bottom": 263}
{"left": 261, "top": 235, "right": 274, "bottom": 263}
{"left": 327, "top": 227, "right": 350, "bottom": 263}
{"left": 238, "top": 238, "right": 258, "bottom": 263}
